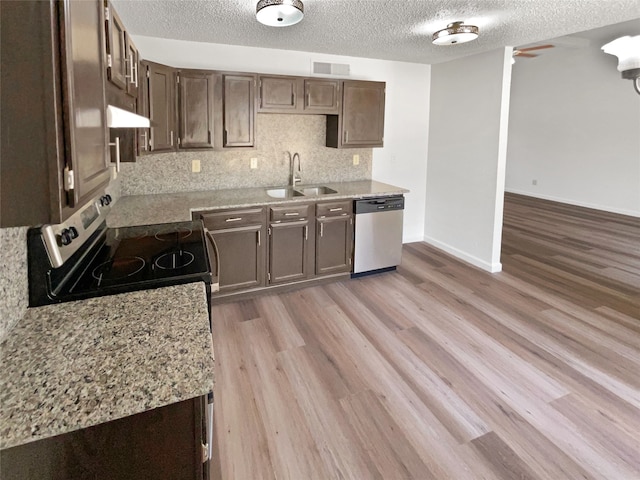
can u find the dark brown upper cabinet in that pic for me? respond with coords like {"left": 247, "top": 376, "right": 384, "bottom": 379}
{"left": 258, "top": 75, "right": 299, "bottom": 113}
{"left": 105, "top": 1, "right": 138, "bottom": 99}
{"left": 326, "top": 80, "right": 386, "bottom": 148}
{"left": 222, "top": 74, "right": 256, "bottom": 147}
{"left": 125, "top": 34, "right": 139, "bottom": 98}
{"left": 304, "top": 79, "right": 340, "bottom": 114}
{"left": 257, "top": 76, "right": 340, "bottom": 115}
{"left": 177, "top": 70, "right": 216, "bottom": 149}
{"left": 1, "top": 0, "right": 111, "bottom": 227}
{"left": 145, "top": 61, "right": 177, "bottom": 153}
{"left": 104, "top": 2, "right": 127, "bottom": 91}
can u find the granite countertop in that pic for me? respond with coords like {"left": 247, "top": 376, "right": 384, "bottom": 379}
{"left": 108, "top": 180, "right": 408, "bottom": 228}
{"left": 0, "top": 283, "right": 214, "bottom": 450}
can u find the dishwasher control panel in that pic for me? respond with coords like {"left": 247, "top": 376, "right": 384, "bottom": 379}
{"left": 354, "top": 196, "right": 405, "bottom": 214}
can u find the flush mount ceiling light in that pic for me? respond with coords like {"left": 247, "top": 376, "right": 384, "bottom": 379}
{"left": 432, "top": 21, "right": 479, "bottom": 45}
{"left": 256, "top": 0, "right": 304, "bottom": 27}
{"left": 601, "top": 35, "right": 640, "bottom": 95}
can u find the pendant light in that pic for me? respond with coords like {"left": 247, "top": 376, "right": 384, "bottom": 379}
{"left": 256, "top": 0, "right": 304, "bottom": 27}
{"left": 432, "top": 21, "right": 479, "bottom": 45}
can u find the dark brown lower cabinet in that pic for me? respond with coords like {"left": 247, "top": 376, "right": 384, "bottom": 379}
{"left": 268, "top": 220, "right": 311, "bottom": 284}
{"left": 316, "top": 215, "right": 353, "bottom": 275}
{"left": 315, "top": 200, "right": 353, "bottom": 275}
{"left": 198, "top": 208, "right": 266, "bottom": 292}
{"left": 0, "top": 396, "right": 209, "bottom": 480}
{"left": 212, "top": 225, "right": 265, "bottom": 291}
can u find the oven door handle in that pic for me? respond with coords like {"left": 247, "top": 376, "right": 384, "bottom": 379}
{"left": 205, "top": 230, "right": 220, "bottom": 293}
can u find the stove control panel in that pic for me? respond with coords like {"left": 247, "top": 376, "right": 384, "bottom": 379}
{"left": 41, "top": 192, "right": 112, "bottom": 268}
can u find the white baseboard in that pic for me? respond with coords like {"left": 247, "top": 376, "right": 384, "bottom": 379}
{"left": 422, "top": 236, "right": 502, "bottom": 273}
{"left": 403, "top": 235, "right": 426, "bottom": 244}
{"left": 505, "top": 189, "right": 640, "bottom": 218}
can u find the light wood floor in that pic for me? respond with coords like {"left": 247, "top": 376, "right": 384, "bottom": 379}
{"left": 210, "top": 194, "right": 640, "bottom": 480}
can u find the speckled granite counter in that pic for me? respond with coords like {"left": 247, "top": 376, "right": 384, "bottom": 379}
{"left": 0, "top": 283, "right": 214, "bottom": 450}
{"left": 108, "top": 180, "right": 408, "bottom": 228}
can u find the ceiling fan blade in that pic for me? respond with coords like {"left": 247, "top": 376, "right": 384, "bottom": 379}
{"left": 517, "top": 53, "right": 538, "bottom": 58}
{"left": 517, "top": 44, "right": 555, "bottom": 52}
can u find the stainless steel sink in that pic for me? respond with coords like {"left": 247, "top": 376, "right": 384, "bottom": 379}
{"left": 266, "top": 187, "right": 305, "bottom": 199}
{"left": 296, "top": 186, "right": 338, "bottom": 196}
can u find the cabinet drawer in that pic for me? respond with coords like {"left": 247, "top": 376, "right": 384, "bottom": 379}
{"left": 270, "top": 204, "right": 310, "bottom": 222}
{"left": 316, "top": 200, "right": 352, "bottom": 218}
{"left": 200, "top": 207, "right": 265, "bottom": 230}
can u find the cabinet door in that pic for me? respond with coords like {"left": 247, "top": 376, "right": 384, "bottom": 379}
{"left": 223, "top": 74, "right": 255, "bottom": 147}
{"left": 125, "top": 33, "right": 139, "bottom": 98}
{"left": 61, "top": 0, "right": 111, "bottom": 208}
{"left": 178, "top": 71, "right": 215, "bottom": 149}
{"left": 137, "top": 61, "right": 151, "bottom": 155}
{"left": 304, "top": 79, "right": 340, "bottom": 114}
{"left": 269, "top": 221, "right": 310, "bottom": 284}
{"left": 211, "top": 225, "right": 265, "bottom": 291}
{"left": 258, "top": 75, "right": 299, "bottom": 112}
{"left": 105, "top": 2, "right": 127, "bottom": 91}
{"left": 316, "top": 215, "right": 353, "bottom": 275}
{"left": 326, "top": 80, "right": 385, "bottom": 148}
{"left": 0, "top": 397, "right": 205, "bottom": 480}
{"left": 147, "top": 62, "right": 177, "bottom": 152}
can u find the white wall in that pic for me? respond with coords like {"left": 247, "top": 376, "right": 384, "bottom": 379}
{"left": 132, "top": 36, "right": 431, "bottom": 243}
{"left": 424, "top": 48, "right": 513, "bottom": 272}
{"left": 506, "top": 38, "right": 640, "bottom": 217}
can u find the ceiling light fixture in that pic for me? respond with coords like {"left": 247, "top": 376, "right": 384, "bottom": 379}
{"left": 256, "top": 0, "right": 304, "bottom": 27}
{"left": 601, "top": 35, "right": 640, "bottom": 95}
{"left": 432, "top": 21, "right": 479, "bottom": 45}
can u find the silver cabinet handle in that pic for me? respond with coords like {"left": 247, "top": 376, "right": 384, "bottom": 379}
{"left": 320, "top": 222, "right": 324, "bottom": 237}
{"left": 133, "top": 60, "right": 138, "bottom": 88}
{"left": 304, "top": 225, "right": 308, "bottom": 241}
{"left": 329, "top": 207, "right": 343, "bottom": 212}
{"left": 125, "top": 57, "right": 135, "bottom": 86}
{"left": 225, "top": 217, "right": 242, "bottom": 222}
{"left": 344, "top": 130, "right": 349, "bottom": 143}
{"left": 140, "top": 130, "right": 149, "bottom": 151}
{"left": 170, "top": 131, "right": 174, "bottom": 146}
{"left": 109, "top": 136, "right": 121, "bottom": 172}
{"left": 257, "top": 229, "right": 261, "bottom": 246}
{"left": 284, "top": 212, "right": 299, "bottom": 216}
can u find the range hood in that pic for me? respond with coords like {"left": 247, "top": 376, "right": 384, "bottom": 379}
{"left": 106, "top": 105, "right": 150, "bottom": 128}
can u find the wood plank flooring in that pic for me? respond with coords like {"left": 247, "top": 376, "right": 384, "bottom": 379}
{"left": 210, "top": 194, "right": 640, "bottom": 480}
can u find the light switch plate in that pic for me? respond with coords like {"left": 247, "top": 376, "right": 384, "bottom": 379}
{"left": 192, "top": 160, "right": 201, "bottom": 173}
{"left": 250, "top": 157, "right": 258, "bottom": 169}
{"left": 353, "top": 154, "right": 360, "bottom": 166}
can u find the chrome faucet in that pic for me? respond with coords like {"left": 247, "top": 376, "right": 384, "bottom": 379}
{"left": 290, "top": 152, "right": 302, "bottom": 187}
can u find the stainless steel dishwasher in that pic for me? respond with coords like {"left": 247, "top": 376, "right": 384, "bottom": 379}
{"left": 353, "top": 196, "right": 404, "bottom": 275}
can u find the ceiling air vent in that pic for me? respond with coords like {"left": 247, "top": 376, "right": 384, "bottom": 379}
{"left": 312, "top": 62, "right": 350, "bottom": 76}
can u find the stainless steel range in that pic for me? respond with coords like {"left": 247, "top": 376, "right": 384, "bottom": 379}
{"left": 27, "top": 192, "right": 218, "bottom": 308}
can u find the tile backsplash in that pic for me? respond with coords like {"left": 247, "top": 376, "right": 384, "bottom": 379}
{"left": 0, "top": 227, "right": 28, "bottom": 341}
{"left": 120, "top": 114, "right": 372, "bottom": 196}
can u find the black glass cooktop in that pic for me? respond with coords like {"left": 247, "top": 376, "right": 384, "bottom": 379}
{"left": 67, "top": 221, "right": 210, "bottom": 296}
{"left": 28, "top": 220, "right": 211, "bottom": 307}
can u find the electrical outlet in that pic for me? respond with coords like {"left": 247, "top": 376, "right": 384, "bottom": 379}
{"left": 192, "top": 160, "right": 201, "bottom": 173}
{"left": 532, "top": 179, "right": 537, "bottom": 185}
{"left": 250, "top": 157, "right": 258, "bottom": 169}
{"left": 353, "top": 154, "right": 360, "bottom": 166}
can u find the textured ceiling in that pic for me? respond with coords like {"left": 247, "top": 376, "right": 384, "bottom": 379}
{"left": 111, "top": 0, "right": 640, "bottom": 64}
